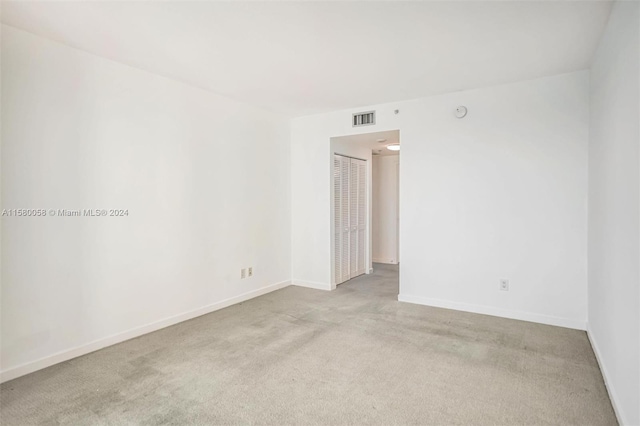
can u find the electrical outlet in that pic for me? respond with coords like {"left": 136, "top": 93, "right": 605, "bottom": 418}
{"left": 499, "top": 279, "right": 509, "bottom": 291}
{"left": 248, "top": 267, "right": 253, "bottom": 277}
{"left": 241, "top": 268, "right": 246, "bottom": 279}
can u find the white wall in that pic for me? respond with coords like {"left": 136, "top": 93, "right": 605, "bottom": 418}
{"left": 372, "top": 155, "right": 399, "bottom": 264}
{"left": 291, "top": 71, "right": 589, "bottom": 329}
{"left": 587, "top": 2, "right": 640, "bottom": 424}
{"left": 1, "top": 26, "right": 291, "bottom": 381}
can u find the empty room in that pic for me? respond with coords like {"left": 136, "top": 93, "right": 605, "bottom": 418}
{"left": 1, "top": 1, "right": 638, "bottom": 425}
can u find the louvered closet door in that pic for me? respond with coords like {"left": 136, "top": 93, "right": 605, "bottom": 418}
{"left": 333, "top": 155, "right": 343, "bottom": 285}
{"left": 349, "top": 158, "right": 367, "bottom": 279}
{"left": 334, "top": 155, "right": 366, "bottom": 285}
{"left": 340, "top": 156, "right": 351, "bottom": 283}
{"left": 349, "top": 159, "right": 359, "bottom": 278}
{"left": 355, "top": 159, "right": 367, "bottom": 276}
{"left": 334, "top": 155, "right": 352, "bottom": 285}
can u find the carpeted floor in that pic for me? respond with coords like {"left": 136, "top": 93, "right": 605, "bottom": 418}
{"left": 0, "top": 264, "right": 617, "bottom": 425}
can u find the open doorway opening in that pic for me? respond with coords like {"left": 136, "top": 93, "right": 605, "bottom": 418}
{"left": 330, "top": 130, "right": 400, "bottom": 287}
{"left": 372, "top": 138, "right": 400, "bottom": 266}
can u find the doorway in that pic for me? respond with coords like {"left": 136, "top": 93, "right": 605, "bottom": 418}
{"left": 330, "top": 130, "right": 400, "bottom": 287}
{"left": 372, "top": 152, "right": 400, "bottom": 265}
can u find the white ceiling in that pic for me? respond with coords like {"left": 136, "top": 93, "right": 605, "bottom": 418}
{"left": 332, "top": 130, "right": 400, "bottom": 156}
{"left": 2, "top": 1, "right": 612, "bottom": 117}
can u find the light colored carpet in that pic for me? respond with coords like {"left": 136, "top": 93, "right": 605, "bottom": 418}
{"left": 1, "top": 264, "right": 616, "bottom": 425}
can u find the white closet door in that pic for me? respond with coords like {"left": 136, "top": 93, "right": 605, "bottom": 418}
{"left": 341, "top": 156, "right": 351, "bottom": 283}
{"left": 355, "top": 159, "right": 367, "bottom": 276}
{"left": 333, "top": 155, "right": 343, "bottom": 285}
{"left": 349, "top": 159, "right": 359, "bottom": 278}
{"left": 334, "top": 155, "right": 366, "bottom": 285}
{"left": 334, "top": 155, "right": 352, "bottom": 285}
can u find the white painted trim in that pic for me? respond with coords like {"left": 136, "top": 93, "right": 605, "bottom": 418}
{"left": 292, "top": 280, "right": 333, "bottom": 291}
{"left": 586, "top": 324, "right": 626, "bottom": 426}
{"left": 397, "top": 294, "right": 586, "bottom": 330}
{"left": 372, "top": 258, "right": 397, "bottom": 264}
{"left": 0, "top": 280, "right": 291, "bottom": 384}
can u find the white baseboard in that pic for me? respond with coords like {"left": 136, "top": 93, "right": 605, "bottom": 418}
{"left": 397, "top": 294, "right": 586, "bottom": 330}
{"left": 0, "top": 280, "right": 291, "bottom": 384}
{"left": 586, "top": 325, "right": 626, "bottom": 426}
{"left": 372, "top": 258, "right": 397, "bottom": 264}
{"left": 292, "top": 280, "right": 332, "bottom": 291}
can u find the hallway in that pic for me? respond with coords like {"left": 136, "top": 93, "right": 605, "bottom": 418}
{"left": 1, "top": 264, "right": 615, "bottom": 425}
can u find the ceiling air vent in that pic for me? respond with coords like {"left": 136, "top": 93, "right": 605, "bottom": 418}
{"left": 352, "top": 111, "right": 375, "bottom": 127}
